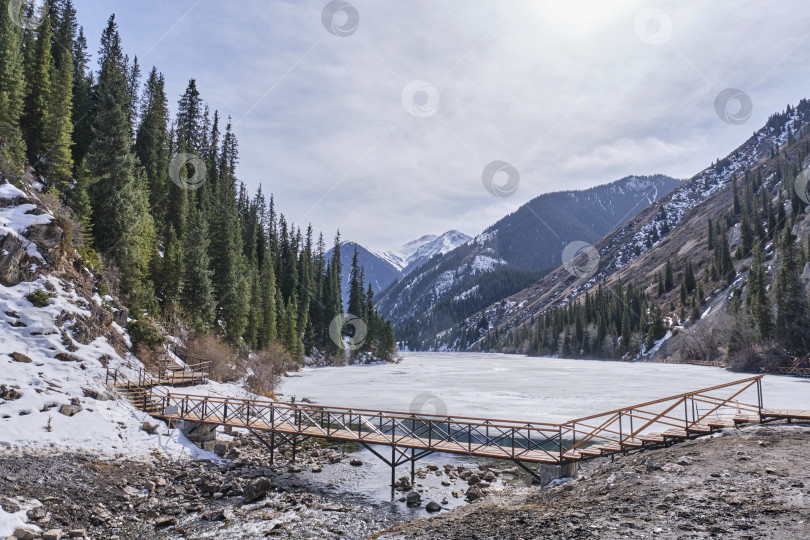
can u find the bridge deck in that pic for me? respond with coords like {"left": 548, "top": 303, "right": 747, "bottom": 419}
{"left": 109, "top": 371, "right": 809, "bottom": 472}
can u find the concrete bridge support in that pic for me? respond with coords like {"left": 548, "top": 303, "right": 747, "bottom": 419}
{"left": 181, "top": 420, "right": 217, "bottom": 445}
{"left": 540, "top": 461, "right": 579, "bottom": 486}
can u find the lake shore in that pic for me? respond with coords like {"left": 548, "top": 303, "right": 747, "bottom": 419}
{"left": 373, "top": 423, "right": 810, "bottom": 539}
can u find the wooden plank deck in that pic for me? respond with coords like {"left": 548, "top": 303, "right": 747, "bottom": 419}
{"left": 164, "top": 412, "right": 566, "bottom": 463}
{"left": 124, "top": 375, "right": 810, "bottom": 469}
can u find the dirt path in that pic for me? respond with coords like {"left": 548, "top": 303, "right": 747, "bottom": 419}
{"left": 374, "top": 423, "right": 810, "bottom": 539}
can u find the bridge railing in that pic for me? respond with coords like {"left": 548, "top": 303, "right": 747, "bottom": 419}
{"left": 147, "top": 391, "right": 568, "bottom": 462}
{"left": 560, "top": 375, "right": 763, "bottom": 456}
{"left": 133, "top": 376, "right": 766, "bottom": 464}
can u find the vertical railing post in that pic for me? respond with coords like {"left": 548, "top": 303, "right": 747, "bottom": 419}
{"left": 757, "top": 377, "right": 763, "bottom": 418}
{"left": 557, "top": 425, "right": 563, "bottom": 462}
{"left": 618, "top": 411, "right": 623, "bottom": 451}
{"left": 683, "top": 398, "right": 689, "bottom": 430}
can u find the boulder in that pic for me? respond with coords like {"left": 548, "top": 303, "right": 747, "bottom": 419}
{"left": 242, "top": 477, "right": 273, "bottom": 503}
{"left": 55, "top": 353, "right": 78, "bottom": 362}
{"left": 58, "top": 404, "right": 81, "bottom": 417}
{"left": 112, "top": 306, "right": 129, "bottom": 327}
{"left": 0, "top": 234, "right": 25, "bottom": 286}
{"left": 81, "top": 387, "right": 110, "bottom": 401}
{"left": 676, "top": 455, "right": 693, "bottom": 466}
{"left": 26, "top": 506, "right": 47, "bottom": 520}
{"left": 405, "top": 491, "right": 421, "bottom": 507}
{"left": 140, "top": 422, "right": 159, "bottom": 435}
{"left": 42, "top": 530, "right": 62, "bottom": 540}
{"left": 25, "top": 221, "right": 63, "bottom": 261}
{"left": 66, "top": 529, "right": 87, "bottom": 538}
{"left": 349, "top": 459, "right": 363, "bottom": 467}
{"left": 202, "top": 508, "right": 228, "bottom": 521}
{"left": 465, "top": 485, "right": 485, "bottom": 502}
{"left": 213, "top": 443, "right": 228, "bottom": 457}
{"left": 154, "top": 516, "right": 177, "bottom": 528}
{"left": 0, "top": 385, "right": 22, "bottom": 400}
{"left": 13, "top": 525, "right": 42, "bottom": 540}
{"left": 10, "top": 352, "right": 32, "bottom": 363}
{"left": 425, "top": 500, "right": 442, "bottom": 512}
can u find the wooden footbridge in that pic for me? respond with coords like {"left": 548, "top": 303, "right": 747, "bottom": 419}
{"left": 106, "top": 370, "right": 810, "bottom": 485}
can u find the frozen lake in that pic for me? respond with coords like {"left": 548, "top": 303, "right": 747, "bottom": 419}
{"left": 279, "top": 352, "right": 810, "bottom": 424}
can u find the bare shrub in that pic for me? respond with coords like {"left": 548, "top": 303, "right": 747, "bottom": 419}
{"left": 133, "top": 342, "right": 165, "bottom": 373}
{"left": 244, "top": 344, "right": 293, "bottom": 397}
{"left": 183, "top": 334, "right": 239, "bottom": 382}
{"left": 681, "top": 326, "right": 721, "bottom": 362}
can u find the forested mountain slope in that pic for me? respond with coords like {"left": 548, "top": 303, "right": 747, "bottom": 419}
{"left": 466, "top": 101, "right": 810, "bottom": 372}
{"left": 379, "top": 175, "right": 682, "bottom": 350}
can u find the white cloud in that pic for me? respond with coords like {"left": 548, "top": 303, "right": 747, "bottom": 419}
{"left": 78, "top": 0, "right": 810, "bottom": 248}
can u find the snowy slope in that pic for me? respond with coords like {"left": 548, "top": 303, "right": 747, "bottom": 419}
{"left": 0, "top": 179, "right": 219, "bottom": 461}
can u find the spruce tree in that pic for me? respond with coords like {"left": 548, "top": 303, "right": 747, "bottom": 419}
{"left": 347, "top": 247, "right": 364, "bottom": 317}
{"left": 209, "top": 119, "right": 249, "bottom": 343}
{"left": 21, "top": 13, "right": 51, "bottom": 166}
{"left": 0, "top": 0, "right": 27, "bottom": 171}
{"left": 134, "top": 67, "right": 170, "bottom": 224}
{"left": 664, "top": 260, "right": 674, "bottom": 291}
{"left": 43, "top": 44, "right": 73, "bottom": 189}
{"left": 181, "top": 205, "right": 215, "bottom": 330}
{"left": 775, "top": 231, "right": 810, "bottom": 353}
{"left": 258, "top": 253, "right": 278, "bottom": 348}
{"left": 85, "top": 15, "right": 155, "bottom": 313}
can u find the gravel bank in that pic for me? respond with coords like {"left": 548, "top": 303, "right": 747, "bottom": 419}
{"left": 375, "top": 424, "right": 810, "bottom": 539}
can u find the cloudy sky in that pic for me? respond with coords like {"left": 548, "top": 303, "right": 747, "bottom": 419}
{"left": 78, "top": 0, "right": 810, "bottom": 249}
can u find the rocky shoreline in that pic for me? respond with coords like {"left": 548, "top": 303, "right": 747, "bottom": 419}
{"left": 375, "top": 424, "right": 810, "bottom": 539}
{"left": 0, "top": 427, "right": 528, "bottom": 539}
{"left": 2, "top": 423, "right": 808, "bottom": 539}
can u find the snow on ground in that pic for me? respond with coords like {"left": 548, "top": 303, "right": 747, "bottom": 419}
{"left": 0, "top": 182, "right": 223, "bottom": 462}
{"left": 0, "top": 275, "right": 217, "bottom": 461}
{"left": 0, "top": 499, "right": 38, "bottom": 538}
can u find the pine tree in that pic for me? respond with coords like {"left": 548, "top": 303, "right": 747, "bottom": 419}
{"left": 209, "top": 119, "right": 249, "bottom": 343}
{"left": 775, "top": 231, "right": 810, "bottom": 353}
{"left": 21, "top": 13, "right": 52, "bottom": 166}
{"left": 0, "top": 0, "right": 27, "bottom": 171}
{"left": 85, "top": 15, "right": 155, "bottom": 313}
{"left": 134, "top": 67, "right": 170, "bottom": 225}
{"left": 258, "top": 253, "right": 278, "bottom": 348}
{"left": 181, "top": 205, "right": 215, "bottom": 330}
{"left": 70, "top": 25, "right": 92, "bottom": 169}
{"left": 347, "top": 247, "right": 364, "bottom": 317}
{"left": 664, "top": 260, "right": 674, "bottom": 291}
{"left": 43, "top": 44, "right": 73, "bottom": 189}
{"left": 684, "top": 260, "right": 696, "bottom": 293}
{"left": 748, "top": 242, "right": 772, "bottom": 340}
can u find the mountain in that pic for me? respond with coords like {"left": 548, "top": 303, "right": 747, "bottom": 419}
{"left": 377, "top": 175, "right": 683, "bottom": 350}
{"left": 329, "top": 242, "right": 403, "bottom": 308}
{"left": 373, "top": 231, "right": 472, "bottom": 275}
{"left": 450, "top": 100, "right": 810, "bottom": 365}
{"left": 327, "top": 231, "right": 471, "bottom": 309}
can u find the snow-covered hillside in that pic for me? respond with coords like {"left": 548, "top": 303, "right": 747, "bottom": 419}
{"left": 0, "top": 180, "right": 217, "bottom": 460}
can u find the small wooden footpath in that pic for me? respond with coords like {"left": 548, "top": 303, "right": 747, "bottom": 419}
{"left": 105, "top": 370, "right": 810, "bottom": 486}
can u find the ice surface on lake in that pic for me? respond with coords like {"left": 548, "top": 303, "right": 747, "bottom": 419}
{"left": 279, "top": 352, "right": 810, "bottom": 424}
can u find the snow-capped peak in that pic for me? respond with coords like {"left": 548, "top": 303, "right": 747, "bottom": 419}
{"left": 373, "top": 230, "right": 472, "bottom": 274}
